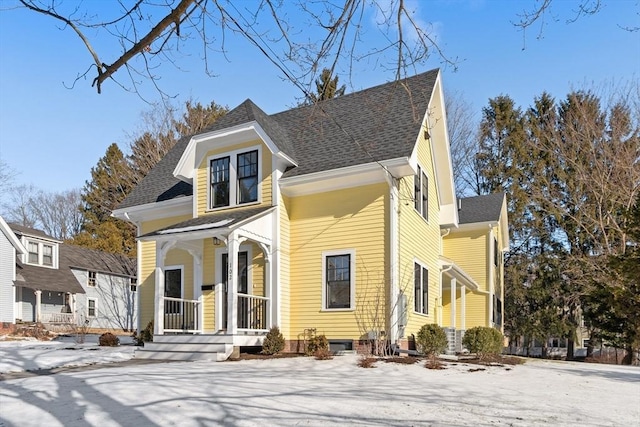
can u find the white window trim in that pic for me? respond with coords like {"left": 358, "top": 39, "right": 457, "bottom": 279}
{"left": 321, "top": 249, "right": 356, "bottom": 312}
{"left": 24, "top": 239, "right": 58, "bottom": 269}
{"left": 414, "top": 164, "right": 429, "bottom": 222}
{"left": 87, "top": 271, "right": 97, "bottom": 287}
{"left": 87, "top": 298, "right": 98, "bottom": 318}
{"left": 206, "top": 144, "right": 262, "bottom": 212}
{"left": 164, "top": 265, "right": 185, "bottom": 299}
{"left": 413, "top": 258, "right": 429, "bottom": 316}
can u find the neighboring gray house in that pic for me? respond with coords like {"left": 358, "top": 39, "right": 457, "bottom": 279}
{"left": 8, "top": 224, "right": 137, "bottom": 331}
{"left": 0, "top": 216, "right": 26, "bottom": 324}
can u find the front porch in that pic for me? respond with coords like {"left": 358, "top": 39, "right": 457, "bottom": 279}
{"left": 139, "top": 207, "right": 278, "bottom": 360}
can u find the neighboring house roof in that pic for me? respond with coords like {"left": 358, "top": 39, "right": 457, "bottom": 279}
{"left": 15, "top": 260, "right": 86, "bottom": 294}
{"left": 9, "top": 223, "right": 61, "bottom": 242}
{"left": 0, "top": 216, "right": 26, "bottom": 254}
{"left": 457, "top": 193, "right": 506, "bottom": 224}
{"left": 119, "top": 69, "right": 439, "bottom": 209}
{"left": 62, "top": 245, "right": 136, "bottom": 278}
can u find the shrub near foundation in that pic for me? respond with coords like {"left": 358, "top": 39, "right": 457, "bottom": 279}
{"left": 416, "top": 324, "right": 448, "bottom": 358}
{"left": 99, "top": 332, "right": 120, "bottom": 347}
{"left": 462, "top": 326, "right": 504, "bottom": 360}
{"left": 261, "top": 326, "right": 285, "bottom": 355}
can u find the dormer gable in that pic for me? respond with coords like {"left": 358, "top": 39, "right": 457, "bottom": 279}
{"left": 9, "top": 224, "right": 61, "bottom": 269}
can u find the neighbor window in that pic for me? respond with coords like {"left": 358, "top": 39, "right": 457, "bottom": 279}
{"left": 164, "top": 267, "right": 182, "bottom": 314}
{"left": 209, "top": 148, "right": 260, "bottom": 209}
{"left": 42, "top": 244, "right": 53, "bottom": 266}
{"left": 27, "top": 241, "right": 39, "bottom": 264}
{"left": 494, "top": 237, "right": 499, "bottom": 267}
{"left": 88, "top": 298, "right": 97, "bottom": 317}
{"left": 323, "top": 251, "right": 355, "bottom": 310}
{"left": 88, "top": 271, "right": 97, "bottom": 287}
{"left": 414, "top": 262, "right": 428, "bottom": 314}
{"left": 130, "top": 277, "right": 137, "bottom": 292}
{"left": 414, "top": 166, "right": 428, "bottom": 220}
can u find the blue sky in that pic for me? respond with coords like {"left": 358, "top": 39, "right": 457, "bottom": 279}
{"left": 0, "top": 0, "right": 638, "bottom": 195}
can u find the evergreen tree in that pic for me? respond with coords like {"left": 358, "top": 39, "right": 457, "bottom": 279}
{"left": 307, "top": 68, "right": 346, "bottom": 103}
{"left": 74, "top": 143, "right": 136, "bottom": 255}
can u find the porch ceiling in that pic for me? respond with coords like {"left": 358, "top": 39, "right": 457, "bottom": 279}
{"left": 138, "top": 205, "right": 275, "bottom": 243}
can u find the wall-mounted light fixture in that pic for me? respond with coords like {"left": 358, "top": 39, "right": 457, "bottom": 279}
{"left": 424, "top": 130, "right": 431, "bottom": 140}
{"left": 213, "top": 236, "right": 221, "bottom": 246}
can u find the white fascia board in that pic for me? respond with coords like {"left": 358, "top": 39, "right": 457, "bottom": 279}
{"left": 439, "top": 203, "right": 459, "bottom": 227}
{"left": 173, "top": 121, "right": 297, "bottom": 182}
{"left": 0, "top": 216, "right": 26, "bottom": 254}
{"left": 450, "top": 221, "right": 498, "bottom": 232}
{"left": 279, "top": 158, "right": 413, "bottom": 197}
{"left": 112, "top": 196, "right": 193, "bottom": 223}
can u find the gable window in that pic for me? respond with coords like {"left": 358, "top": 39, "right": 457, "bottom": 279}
{"left": 209, "top": 147, "right": 260, "bottom": 210}
{"left": 414, "top": 262, "right": 428, "bottom": 314}
{"left": 88, "top": 298, "right": 97, "bottom": 317}
{"left": 42, "top": 244, "right": 53, "bottom": 266}
{"left": 237, "top": 150, "right": 258, "bottom": 204}
{"left": 211, "top": 156, "right": 230, "bottom": 208}
{"left": 88, "top": 271, "right": 97, "bottom": 287}
{"left": 164, "top": 267, "right": 183, "bottom": 314}
{"left": 322, "top": 250, "right": 355, "bottom": 310}
{"left": 414, "top": 166, "right": 428, "bottom": 220}
{"left": 130, "top": 277, "right": 137, "bottom": 292}
{"left": 27, "top": 241, "right": 39, "bottom": 264}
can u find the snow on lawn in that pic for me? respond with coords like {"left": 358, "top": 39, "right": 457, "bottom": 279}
{"left": 0, "top": 338, "right": 136, "bottom": 374}
{"left": 0, "top": 344, "right": 638, "bottom": 427}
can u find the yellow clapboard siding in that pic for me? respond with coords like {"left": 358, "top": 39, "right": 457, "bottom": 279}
{"left": 288, "top": 183, "right": 388, "bottom": 340}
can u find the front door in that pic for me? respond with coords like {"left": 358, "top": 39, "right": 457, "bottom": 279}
{"left": 221, "top": 251, "right": 248, "bottom": 329}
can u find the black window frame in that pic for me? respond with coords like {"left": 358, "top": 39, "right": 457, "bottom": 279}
{"left": 237, "top": 150, "right": 259, "bottom": 204}
{"left": 210, "top": 156, "right": 231, "bottom": 209}
{"left": 414, "top": 167, "right": 428, "bottom": 220}
{"left": 325, "top": 254, "right": 352, "bottom": 309}
{"left": 414, "top": 262, "right": 428, "bottom": 314}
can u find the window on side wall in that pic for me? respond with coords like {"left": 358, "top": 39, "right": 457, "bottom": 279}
{"left": 414, "top": 166, "right": 428, "bottom": 220}
{"left": 209, "top": 148, "right": 259, "bottom": 210}
{"left": 414, "top": 262, "right": 428, "bottom": 314}
{"left": 130, "top": 277, "right": 137, "bottom": 292}
{"left": 88, "top": 298, "right": 97, "bottom": 317}
{"left": 494, "top": 237, "right": 499, "bottom": 267}
{"left": 88, "top": 271, "right": 97, "bottom": 287}
{"left": 323, "top": 251, "right": 355, "bottom": 310}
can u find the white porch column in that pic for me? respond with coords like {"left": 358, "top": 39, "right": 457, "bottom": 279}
{"left": 460, "top": 285, "right": 466, "bottom": 331}
{"left": 263, "top": 248, "right": 273, "bottom": 329}
{"left": 34, "top": 290, "right": 42, "bottom": 323}
{"left": 154, "top": 242, "right": 168, "bottom": 335}
{"left": 68, "top": 292, "right": 76, "bottom": 324}
{"left": 450, "top": 278, "right": 457, "bottom": 330}
{"left": 189, "top": 247, "right": 203, "bottom": 333}
{"left": 227, "top": 232, "right": 240, "bottom": 334}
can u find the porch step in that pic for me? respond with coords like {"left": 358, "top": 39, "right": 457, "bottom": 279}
{"left": 135, "top": 335, "right": 235, "bottom": 362}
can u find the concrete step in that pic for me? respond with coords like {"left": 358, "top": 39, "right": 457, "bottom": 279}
{"left": 134, "top": 349, "right": 226, "bottom": 362}
{"left": 152, "top": 334, "right": 234, "bottom": 344}
{"left": 142, "top": 342, "right": 232, "bottom": 353}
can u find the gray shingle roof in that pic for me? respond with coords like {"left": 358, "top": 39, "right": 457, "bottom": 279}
{"left": 140, "top": 205, "right": 273, "bottom": 238}
{"left": 119, "top": 69, "right": 439, "bottom": 209}
{"left": 15, "top": 260, "right": 86, "bottom": 294}
{"left": 457, "top": 193, "right": 505, "bottom": 224}
{"left": 61, "top": 245, "right": 136, "bottom": 277}
{"left": 9, "top": 223, "right": 59, "bottom": 241}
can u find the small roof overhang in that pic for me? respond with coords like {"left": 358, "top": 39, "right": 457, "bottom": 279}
{"left": 439, "top": 256, "right": 479, "bottom": 291}
{"left": 139, "top": 205, "right": 275, "bottom": 244}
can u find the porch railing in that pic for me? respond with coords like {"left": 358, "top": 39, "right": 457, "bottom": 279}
{"left": 237, "top": 294, "right": 268, "bottom": 331}
{"left": 164, "top": 297, "right": 201, "bottom": 333}
{"left": 41, "top": 312, "right": 75, "bottom": 324}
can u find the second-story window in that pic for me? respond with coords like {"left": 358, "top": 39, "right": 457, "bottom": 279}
{"left": 88, "top": 271, "right": 97, "bottom": 287}
{"left": 27, "top": 241, "right": 39, "bottom": 264}
{"left": 237, "top": 150, "right": 258, "bottom": 204}
{"left": 414, "top": 166, "right": 428, "bottom": 220}
{"left": 211, "top": 156, "right": 230, "bottom": 208}
{"left": 209, "top": 148, "right": 260, "bottom": 210}
{"left": 42, "top": 244, "right": 53, "bottom": 266}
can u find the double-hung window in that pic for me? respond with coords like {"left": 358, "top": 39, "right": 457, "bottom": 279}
{"left": 88, "top": 298, "right": 97, "bottom": 317}
{"left": 42, "top": 244, "right": 53, "bottom": 266}
{"left": 88, "top": 271, "right": 97, "bottom": 287}
{"left": 414, "top": 166, "right": 428, "bottom": 220}
{"left": 27, "top": 241, "right": 39, "bottom": 264}
{"left": 414, "top": 262, "right": 428, "bottom": 314}
{"left": 209, "top": 148, "right": 259, "bottom": 209}
{"left": 323, "top": 250, "right": 355, "bottom": 310}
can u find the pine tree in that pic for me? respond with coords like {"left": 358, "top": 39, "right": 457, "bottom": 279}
{"left": 307, "top": 68, "right": 346, "bottom": 103}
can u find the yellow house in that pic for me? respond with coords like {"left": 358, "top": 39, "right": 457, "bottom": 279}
{"left": 113, "top": 68, "right": 509, "bottom": 360}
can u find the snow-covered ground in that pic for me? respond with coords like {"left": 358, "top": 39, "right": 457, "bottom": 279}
{"left": 0, "top": 340, "right": 638, "bottom": 426}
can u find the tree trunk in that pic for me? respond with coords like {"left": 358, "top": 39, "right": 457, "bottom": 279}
{"left": 566, "top": 338, "right": 575, "bottom": 361}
